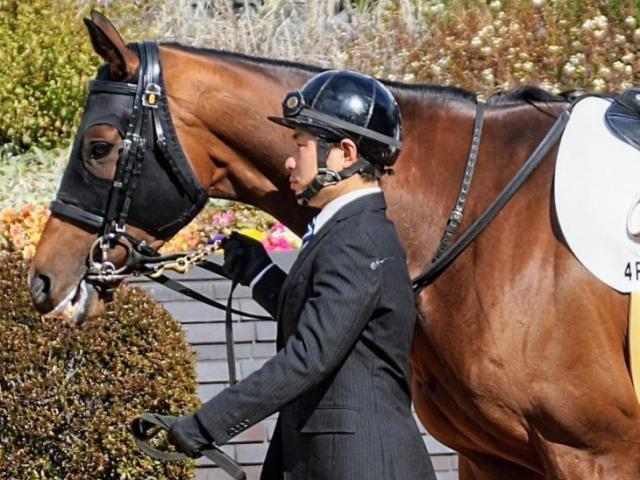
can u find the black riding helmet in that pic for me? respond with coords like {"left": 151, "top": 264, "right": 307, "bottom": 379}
{"left": 268, "top": 70, "right": 403, "bottom": 205}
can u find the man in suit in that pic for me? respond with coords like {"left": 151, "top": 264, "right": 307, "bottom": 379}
{"left": 168, "top": 70, "right": 436, "bottom": 480}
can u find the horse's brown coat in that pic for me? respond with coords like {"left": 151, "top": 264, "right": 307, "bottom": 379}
{"left": 29, "top": 14, "right": 640, "bottom": 479}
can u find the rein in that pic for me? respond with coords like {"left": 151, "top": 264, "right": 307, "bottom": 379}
{"left": 413, "top": 107, "right": 571, "bottom": 294}
{"left": 131, "top": 413, "right": 246, "bottom": 480}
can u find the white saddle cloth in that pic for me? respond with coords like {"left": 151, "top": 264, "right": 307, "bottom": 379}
{"left": 555, "top": 95, "right": 640, "bottom": 292}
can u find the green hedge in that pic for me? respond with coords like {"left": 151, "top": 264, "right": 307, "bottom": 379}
{"left": 0, "top": 1, "right": 98, "bottom": 153}
{"left": 0, "top": 252, "right": 199, "bottom": 479}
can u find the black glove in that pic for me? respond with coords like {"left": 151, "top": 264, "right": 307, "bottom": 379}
{"left": 223, "top": 231, "right": 272, "bottom": 286}
{"left": 167, "top": 413, "right": 213, "bottom": 458}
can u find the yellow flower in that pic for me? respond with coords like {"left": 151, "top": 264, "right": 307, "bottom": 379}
{"left": 238, "top": 228, "right": 266, "bottom": 242}
{"left": 23, "top": 245, "right": 36, "bottom": 259}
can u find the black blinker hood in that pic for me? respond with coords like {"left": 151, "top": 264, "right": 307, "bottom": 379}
{"left": 54, "top": 42, "right": 208, "bottom": 240}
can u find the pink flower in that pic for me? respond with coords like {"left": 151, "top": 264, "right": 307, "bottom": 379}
{"left": 9, "top": 225, "right": 24, "bottom": 238}
{"left": 262, "top": 223, "right": 298, "bottom": 251}
{"left": 211, "top": 211, "right": 236, "bottom": 229}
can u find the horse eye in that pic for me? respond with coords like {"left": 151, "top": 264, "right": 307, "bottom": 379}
{"left": 90, "top": 141, "right": 113, "bottom": 159}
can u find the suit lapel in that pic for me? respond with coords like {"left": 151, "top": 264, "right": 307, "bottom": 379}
{"left": 276, "top": 193, "right": 387, "bottom": 317}
{"left": 276, "top": 230, "right": 324, "bottom": 316}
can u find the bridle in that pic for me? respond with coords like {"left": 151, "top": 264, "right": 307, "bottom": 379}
{"left": 50, "top": 41, "right": 209, "bottom": 286}
{"left": 50, "top": 38, "right": 269, "bottom": 330}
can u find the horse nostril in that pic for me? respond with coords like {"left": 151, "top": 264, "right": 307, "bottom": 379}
{"left": 29, "top": 271, "right": 53, "bottom": 310}
{"left": 37, "top": 273, "right": 51, "bottom": 295}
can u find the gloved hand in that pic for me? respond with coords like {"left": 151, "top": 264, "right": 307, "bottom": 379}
{"left": 223, "top": 231, "right": 272, "bottom": 286}
{"left": 167, "top": 413, "right": 213, "bottom": 458}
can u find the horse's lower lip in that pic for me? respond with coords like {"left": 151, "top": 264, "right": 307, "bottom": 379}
{"left": 45, "top": 280, "right": 88, "bottom": 322}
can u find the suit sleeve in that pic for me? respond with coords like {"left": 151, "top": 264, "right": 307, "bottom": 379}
{"left": 251, "top": 264, "right": 287, "bottom": 318}
{"left": 195, "top": 230, "right": 381, "bottom": 444}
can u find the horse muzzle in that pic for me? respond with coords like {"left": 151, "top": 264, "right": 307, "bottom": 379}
{"left": 28, "top": 264, "right": 104, "bottom": 325}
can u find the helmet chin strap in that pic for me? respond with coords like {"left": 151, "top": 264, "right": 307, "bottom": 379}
{"left": 295, "top": 138, "right": 381, "bottom": 206}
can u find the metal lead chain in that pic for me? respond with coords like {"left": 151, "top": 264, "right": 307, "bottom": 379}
{"left": 147, "top": 241, "right": 222, "bottom": 278}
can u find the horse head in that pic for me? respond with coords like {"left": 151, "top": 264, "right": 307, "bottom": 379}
{"left": 28, "top": 11, "right": 312, "bottom": 324}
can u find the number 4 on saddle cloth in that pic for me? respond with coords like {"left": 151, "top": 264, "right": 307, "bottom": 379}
{"left": 555, "top": 90, "right": 640, "bottom": 293}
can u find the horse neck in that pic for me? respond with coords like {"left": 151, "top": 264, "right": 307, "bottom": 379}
{"left": 160, "top": 45, "right": 316, "bottom": 233}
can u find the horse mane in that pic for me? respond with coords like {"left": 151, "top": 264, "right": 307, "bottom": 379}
{"left": 162, "top": 43, "right": 571, "bottom": 107}
{"left": 162, "top": 42, "right": 326, "bottom": 74}
{"left": 162, "top": 42, "right": 477, "bottom": 104}
{"left": 487, "top": 86, "right": 572, "bottom": 106}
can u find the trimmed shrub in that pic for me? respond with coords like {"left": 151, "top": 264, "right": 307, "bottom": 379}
{"left": 0, "top": 1, "right": 99, "bottom": 153}
{"left": 0, "top": 252, "right": 199, "bottom": 479}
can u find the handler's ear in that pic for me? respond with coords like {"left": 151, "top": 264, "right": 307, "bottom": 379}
{"left": 339, "top": 138, "right": 359, "bottom": 168}
{"left": 84, "top": 10, "right": 139, "bottom": 81}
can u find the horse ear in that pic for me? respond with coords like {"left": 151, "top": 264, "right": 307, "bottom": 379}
{"left": 84, "top": 10, "right": 139, "bottom": 81}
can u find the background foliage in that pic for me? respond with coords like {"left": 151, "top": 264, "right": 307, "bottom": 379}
{"left": 0, "top": 252, "right": 199, "bottom": 479}
{"left": 0, "top": 1, "right": 97, "bottom": 154}
{"left": 92, "top": 0, "right": 640, "bottom": 94}
{"left": 2, "top": 0, "right": 640, "bottom": 254}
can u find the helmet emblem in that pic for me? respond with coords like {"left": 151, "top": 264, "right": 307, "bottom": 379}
{"left": 286, "top": 95, "right": 299, "bottom": 110}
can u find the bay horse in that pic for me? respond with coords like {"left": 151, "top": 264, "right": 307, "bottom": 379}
{"left": 28, "top": 12, "right": 640, "bottom": 480}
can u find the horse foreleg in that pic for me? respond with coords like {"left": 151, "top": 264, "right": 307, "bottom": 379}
{"left": 524, "top": 277, "right": 640, "bottom": 480}
{"left": 529, "top": 422, "right": 640, "bottom": 480}
{"left": 528, "top": 437, "right": 640, "bottom": 480}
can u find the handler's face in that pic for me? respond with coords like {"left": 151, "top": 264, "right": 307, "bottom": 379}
{"left": 284, "top": 129, "right": 318, "bottom": 196}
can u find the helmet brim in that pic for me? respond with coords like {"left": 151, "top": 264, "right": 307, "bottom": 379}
{"left": 268, "top": 115, "right": 322, "bottom": 131}
{"left": 268, "top": 115, "right": 347, "bottom": 142}
{"left": 267, "top": 115, "right": 297, "bottom": 129}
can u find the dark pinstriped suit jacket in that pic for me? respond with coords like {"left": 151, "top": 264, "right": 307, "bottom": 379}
{"left": 196, "top": 192, "right": 436, "bottom": 480}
